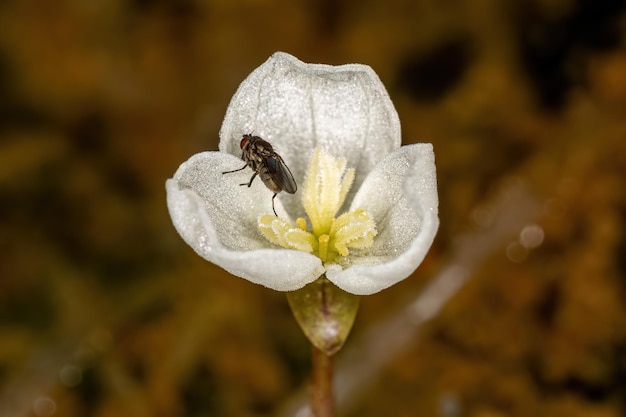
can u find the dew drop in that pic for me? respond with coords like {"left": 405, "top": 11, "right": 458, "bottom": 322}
{"left": 33, "top": 397, "right": 56, "bottom": 417}
{"left": 506, "top": 241, "right": 528, "bottom": 263}
{"left": 520, "top": 224, "right": 544, "bottom": 248}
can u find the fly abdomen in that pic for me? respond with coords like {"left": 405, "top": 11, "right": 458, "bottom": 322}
{"left": 222, "top": 134, "right": 297, "bottom": 216}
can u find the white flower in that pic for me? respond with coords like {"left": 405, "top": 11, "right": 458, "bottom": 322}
{"left": 166, "top": 52, "right": 439, "bottom": 296}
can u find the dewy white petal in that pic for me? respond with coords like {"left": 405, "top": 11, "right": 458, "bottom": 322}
{"left": 172, "top": 152, "right": 287, "bottom": 247}
{"left": 166, "top": 152, "right": 325, "bottom": 291}
{"left": 167, "top": 52, "right": 439, "bottom": 295}
{"left": 218, "top": 52, "right": 401, "bottom": 216}
{"left": 325, "top": 144, "right": 439, "bottom": 295}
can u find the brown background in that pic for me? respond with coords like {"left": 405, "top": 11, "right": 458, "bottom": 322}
{"left": 1, "top": 0, "right": 626, "bottom": 416}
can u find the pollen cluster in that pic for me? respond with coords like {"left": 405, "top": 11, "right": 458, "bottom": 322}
{"left": 258, "top": 148, "right": 377, "bottom": 263}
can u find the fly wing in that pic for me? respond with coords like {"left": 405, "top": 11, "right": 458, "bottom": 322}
{"left": 266, "top": 155, "right": 297, "bottom": 194}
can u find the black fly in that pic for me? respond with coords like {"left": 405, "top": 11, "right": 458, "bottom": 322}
{"left": 222, "top": 134, "right": 297, "bottom": 216}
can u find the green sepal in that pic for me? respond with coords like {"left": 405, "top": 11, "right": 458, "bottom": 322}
{"left": 286, "top": 276, "right": 360, "bottom": 355}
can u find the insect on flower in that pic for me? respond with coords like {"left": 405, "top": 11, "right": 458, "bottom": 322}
{"left": 222, "top": 134, "right": 297, "bottom": 216}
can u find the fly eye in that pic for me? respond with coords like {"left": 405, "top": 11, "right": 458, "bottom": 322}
{"left": 240, "top": 137, "right": 249, "bottom": 149}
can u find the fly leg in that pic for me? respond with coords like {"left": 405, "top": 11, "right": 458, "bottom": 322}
{"left": 222, "top": 164, "right": 248, "bottom": 175}
{"left": 271, "top": 193, "right": 278, "bottom": 216}
{"left": 241, "top": 172, "right": 257, "bottom": 187}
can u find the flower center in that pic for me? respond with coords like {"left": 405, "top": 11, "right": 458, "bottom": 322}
{"left": 258, "top": 148, "right": 377, "bottom": 263}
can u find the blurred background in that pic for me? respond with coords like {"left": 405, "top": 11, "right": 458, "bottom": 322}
{"left": 1, "top": 0, "right": 626, "bottom": 416}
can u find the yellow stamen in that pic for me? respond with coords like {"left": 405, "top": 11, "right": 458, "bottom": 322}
{"left": 257, "top": 147, "right": 377, "bottom": 265}
{"left": 318, "top": 234, "right": 330, "bottom": 262}
{"left": 297, "top": 217, "right": 308, "bottom": 231}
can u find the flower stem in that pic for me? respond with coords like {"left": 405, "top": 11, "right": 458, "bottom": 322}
{"left": 310, "top": 345, "right": 334, "bottom": 417}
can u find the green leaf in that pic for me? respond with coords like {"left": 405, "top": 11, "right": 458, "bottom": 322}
{"left": 287, "top": 276, "right": 360, "bottom": 355}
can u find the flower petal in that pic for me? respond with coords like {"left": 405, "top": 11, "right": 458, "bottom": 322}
{"left": 219, "top": 52, "right": 401, "bottom": 216}
{"left": 325, "top": 144, "right": 439, "bottom": 295}
{"left": 167, "top": 152, "right": 325, "bottom": 291}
